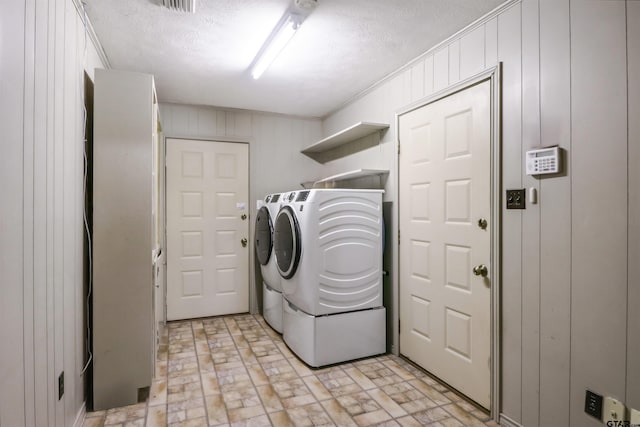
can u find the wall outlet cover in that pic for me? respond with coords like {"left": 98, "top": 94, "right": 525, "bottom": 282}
{"left": 585, "top": 389, "right": 603, "bottom": 420}
{"left": 506, "top": 189, "right": 526, "bottom": 209}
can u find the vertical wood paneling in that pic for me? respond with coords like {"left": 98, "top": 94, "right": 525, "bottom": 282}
{"left": 627, "top": 0, "right": 640, "bottom": 410}
{"left": 570, "top": 2, "right": 628, "bottom": 426}
{"left": 410, "top": 61, "right": 425, "bottom": 102}
{"left": 0, "top": 0, "right": 28, "bottom": 424}
{"left": 197, "top": 109, "right": 217, "bottom": 136}
{"left": 424, "top": 55, "right": 434, "bottom": 96}
{"left": 520, "top": 0, "right": 541, "bottom": 425}
{"left": 538, "top": 0, "right": 572, "bottom": 425}
{"left": 1, "top": 0, "right": 104, "bottom": 425}
{"left": 496, "top": 3, "right": 523, "bottom": 421}
{"left": 216, "top": 111, "right": 227, "bottom": 135}
{"left": 460, "top": 26, "right": 485, "bottom": 79}
{"left": 448, "top": 39, "right": 460, "bottom": 84}
{"left": 433, "top": 47, "right": 449, "bottom": 90}
{"left": 485, "top": 18, "right": 498, "bottom": 67}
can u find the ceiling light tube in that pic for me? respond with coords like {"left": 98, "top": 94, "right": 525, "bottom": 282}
{"left": 251, "top": 14, "right": 302, "bottom": 79}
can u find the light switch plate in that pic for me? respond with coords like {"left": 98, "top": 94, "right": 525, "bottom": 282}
{"left": 630, "top": 408, "right": 640, "bottom": 424}
{"left": 603, "top": 397, "right": 627, "bottom": 423}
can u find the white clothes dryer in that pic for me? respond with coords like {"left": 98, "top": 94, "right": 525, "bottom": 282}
{"left": 273, "top": 189, "right": 386, "bottom": 367}
{"left": 274, "top": 189, "right": 384, "bottom": 316}
{"left": 255, "top": 193, "right": 283, "bottom": 333}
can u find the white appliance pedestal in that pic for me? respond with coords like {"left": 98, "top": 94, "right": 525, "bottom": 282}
{"left": 283, "top": 300, "right": 386, "bottom": 367}
{"left": 263, "top": 282, "right": 283, "bottom": 333}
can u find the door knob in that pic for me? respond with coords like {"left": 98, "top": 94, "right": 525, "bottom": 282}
{"left": 477, "top": 218, "right": 488, "bottom": 230}
{"left": 473, "top": 264, "right": 488, "bottom": 277}
{"left": 241, "top": 238, "right": 248, "bottom": 247}
{"left": 241, "top": 214, "right": 247, "bottom": 220}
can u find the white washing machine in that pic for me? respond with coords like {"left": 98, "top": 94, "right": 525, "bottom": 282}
{"left": 255, "top": 193, "right": 283, "bottom": 333}
{"left": 273, "top": 189, "right": 386, "bottom": 366}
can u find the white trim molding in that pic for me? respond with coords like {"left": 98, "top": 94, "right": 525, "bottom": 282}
{"left": 72, "top": 0, "right": 112, "bottom": 68}
{"left": 500, "top": 413, "right": 524, "bottom": 427}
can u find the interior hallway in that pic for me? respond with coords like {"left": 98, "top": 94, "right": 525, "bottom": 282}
{"left": 82, "top": 314, "right": 499, "bottom": 427}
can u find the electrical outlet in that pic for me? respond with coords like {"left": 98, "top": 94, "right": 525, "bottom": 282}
{"left": 506, "top": 189, "right": 526, "bottom": 209}
{"left": 585, "top": 389, "right": 603, "bottom": 420}
{"left": 58, "top": 372, "right": 64, "bottom": 400}
{"left": 603, "top": 396, "right": 626, "bottom": 424}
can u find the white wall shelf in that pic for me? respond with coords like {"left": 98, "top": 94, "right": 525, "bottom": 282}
{"left": 301, "top": 121, "right": 389, "bottom": 154}
{"left": 302, "top": 168, "right": 389, "bottom": 188}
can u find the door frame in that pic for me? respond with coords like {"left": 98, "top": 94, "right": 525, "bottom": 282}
{"left": 393, "top": 65, "right": 502, "bottom": 419}
{"left": 162, "top": 135, "right": 252, "bottom": 322}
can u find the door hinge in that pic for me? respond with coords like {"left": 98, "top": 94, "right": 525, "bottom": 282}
{"left": 397, "top": 230, "right": 400, "bottom": 245}
{"left": 397, "top": 142, "right": 400, "bottom": 155}
{"left": 398, "top": 319, "right": 401, "bottom": 334}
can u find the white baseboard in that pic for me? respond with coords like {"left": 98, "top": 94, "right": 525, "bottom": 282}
{"left": 500, "top": 413, "right": 524, "bottom": 427}
{"left": 73, "top": 402, "right": 86, "bottom": 427}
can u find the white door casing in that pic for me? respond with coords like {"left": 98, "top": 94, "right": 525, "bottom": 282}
{"left": 166, "top": 138, "right": 249, "bottom": 321}
{"left": 399, "top": 80, "right": 492, "bottom": 409}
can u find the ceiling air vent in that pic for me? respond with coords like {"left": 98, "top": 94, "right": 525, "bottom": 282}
{"left": 162, "top": 0, "right": 196, "bottom": 13}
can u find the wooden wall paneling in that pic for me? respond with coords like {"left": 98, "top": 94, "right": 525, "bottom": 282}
{"left": 63, "top": 0, "right": 79, "bottom": 422}
{"left": 23, "top": 0, "right": 38, "bottom": 425}
{"left": 216, "top": 110, "right": 227, "bottom": 136}
{"left": 570, "top": 2, "right": 628, "bottom": 426}
{"left": 627, "top": 0, "right": 640, "bottom": 410}
{"left": 235, "top": 112, "right": 252, "bottom": 137}
{"left": 172, "top": 104, "right": 190, "bottom": 136}
{"left": 424, "top": 54, "right": 434, "bottom": 96}
{"left": 485, "top": 18, "right": 498, "bottom": 68}
{"left": 225, "top": 111, "right": 236, "bottom": 136}
{"left": 448, "top": 39, "right": 460, "bottom": 84}
{"left": 411, "top": 61, "right": 425, "bottom": 102}
{"left": 496, "top": 3, "right": 523, "bottom": 422}
{"left": 520, "top": 1, "right": 541, "bottom": 426}
{"left": 0, "top": 1, "right": 29, "bottom": 426}
{"left": 538, "top": 0, "right": 572, "bottom": 425}
{"left": 401, "top": 68, "right": 412, "bottom": 107}
{"left": 460, "top": 25, "right": 485, "bottom": 80}
{"left": 433, "top": 47, "right": 449, "bottom": 91}
{"left": 197, "top": 108, "right": 217, "bottom": 137}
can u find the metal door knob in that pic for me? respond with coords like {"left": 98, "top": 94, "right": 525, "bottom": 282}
{"left": 241, "top": 238, "right": 248, "bottom": 247}
{"left": 478, "top": 218, "right": 488, "bottom": 230}
{"left": 473, "top": 264, "right": 488, "bottom": 277}
{"left": 241, "top": 214, "right": 247, "bottom": 220}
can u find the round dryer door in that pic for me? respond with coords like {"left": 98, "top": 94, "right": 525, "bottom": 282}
{"left": 254, "top": 206, "right": 273, "bottom": 265}
{"left": 274, "top": 206, "right": 301, "bottom": 279}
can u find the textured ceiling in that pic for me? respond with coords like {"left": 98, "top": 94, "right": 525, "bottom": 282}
{"left": 84, "top": 0, "right": 505, "bottom": 118}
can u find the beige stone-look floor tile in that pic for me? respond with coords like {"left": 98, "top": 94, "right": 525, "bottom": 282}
{"left": 344, "top": 367, "right": 378, "bottom": 390}
{"left": 82, "top": 416, "right": 104, "bottom": 427}
{"left": 382, "top": 359, "right": 418, "bottom": 381}
{"left": 268, "top": 410, "right": 295, "bottom": 427}
{"left": 320, "top": 398, "right": 358, "bottom": 427}
{"left": 286, "top": 402, "right": 334, "bottom": 427}
{"left": 148, "top": 380, "right": 167, "bottom": 406}
{"left": 395, "top": 415, "right": 423, "bottom": 427}
{"left": 303, "top": 375, "right": 333, "bottom": 401}
{"left": 408, "top": 379, "right": 452, "bottom": 406}
{"left": 197, "top": 354, "right": 215, "bottom": 372}
{"left": 167, "top": 417, "right": 207, "bottom": 427}
{"left": 205, "top": 393, "right": 229, "bottom": 425}
{"left": 228, "top": 405, "right": 266, "bottom": 423}
{"left": 146, "top": 405, "right": 167, "bottom": 427}
{"left": 201, "top": 371, "right": 220, "bottom": 395}
{"left": 95, "top": 315, "right": 495, "bottom": 427}
{"left": 256, "top": 384, "right": 285, "bottom": 413}
{"left": 442, "top": 403, "right": 487, "bottom": 427}
{"left": 435, "top": 417, "right": 466, "bottom": 427}
{"left": 367, "top": 388, "right": 408, "bottom": 418}
{"left": 411, "top": 407, "right": 450, "bottom": 424}
{"left": 353, "top": 409, "right": 392, "bottom": 427}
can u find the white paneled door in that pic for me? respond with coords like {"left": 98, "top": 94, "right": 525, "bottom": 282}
{"left": 399, "top": 80, "right": 492, "bottom": 409}
{"left": 166, "top": 138, "right": 249, "bottom": 320}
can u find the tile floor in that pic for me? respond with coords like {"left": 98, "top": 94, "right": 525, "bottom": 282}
{"left": 83, "top": 314, "right": 499, "bottom": 427}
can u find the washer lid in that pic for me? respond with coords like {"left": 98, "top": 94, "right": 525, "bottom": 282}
{"left": 274, "top": 206, "right": 301, "bottom": 279}
{"left": 254, "top": 206, "right": 273, "bottom": 265}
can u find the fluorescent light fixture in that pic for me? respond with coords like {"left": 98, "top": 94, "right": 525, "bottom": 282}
{"left": 251, "top": 14, "right": 302, "bottom": 79}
